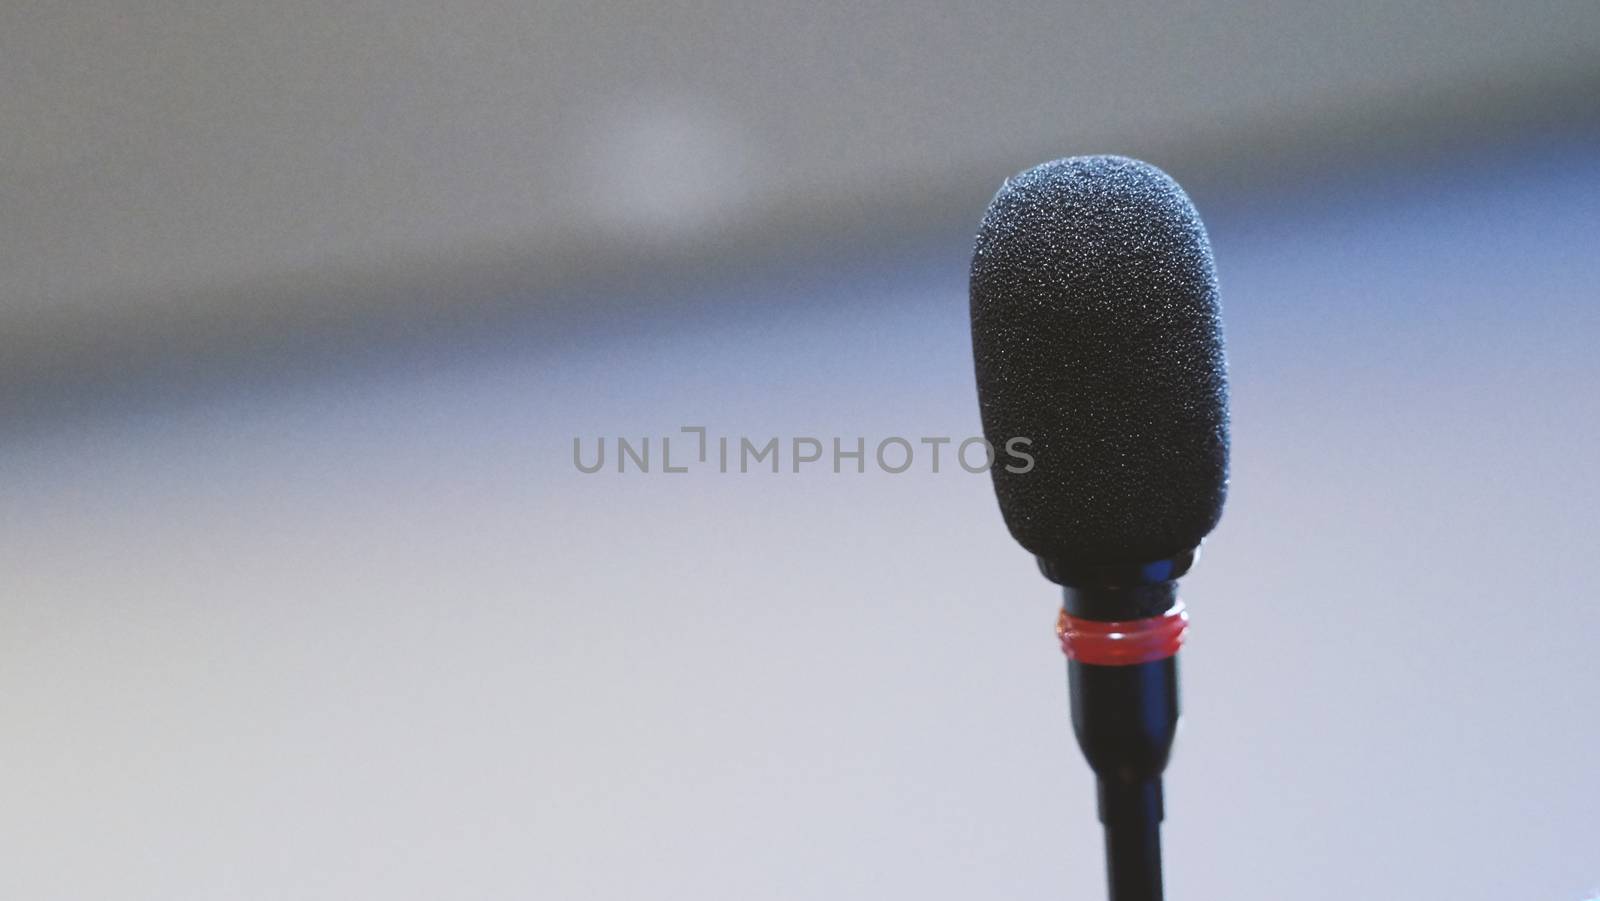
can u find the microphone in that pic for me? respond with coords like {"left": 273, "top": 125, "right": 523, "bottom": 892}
{"left": 969, "top": 156, "right": 1229, "bottom": 901}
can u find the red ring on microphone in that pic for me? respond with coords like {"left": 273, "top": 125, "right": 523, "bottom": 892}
{"left": 1056, "top": 602, "right": 1188, "bottom": 666}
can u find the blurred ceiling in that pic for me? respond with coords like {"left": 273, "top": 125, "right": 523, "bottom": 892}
{"left": 3, "top": 1, "right": 1598, "bottom": 390}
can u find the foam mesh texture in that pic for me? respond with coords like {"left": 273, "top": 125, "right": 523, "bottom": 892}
{"left": 970, "top": 156, "right": 1228, "bottom": 566}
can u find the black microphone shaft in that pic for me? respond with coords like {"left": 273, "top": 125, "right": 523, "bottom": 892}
{"left": 1101, "top": 780, "right": 1164, "bottom": 901}
{"left": 1069, "top": 652, "right": 1180, "bottom": 901}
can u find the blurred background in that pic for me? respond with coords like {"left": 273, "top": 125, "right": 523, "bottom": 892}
{"left": 3, "top": 3, "right": 1599, "bottom": 899}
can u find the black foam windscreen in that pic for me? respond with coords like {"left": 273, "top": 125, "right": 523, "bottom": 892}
{"left": 970, "top": 156, "right": 1228, "bottom": 567}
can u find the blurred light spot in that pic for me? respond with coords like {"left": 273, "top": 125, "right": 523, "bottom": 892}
{"left": 579, "top": 99, "right": 755, "bottom": 242}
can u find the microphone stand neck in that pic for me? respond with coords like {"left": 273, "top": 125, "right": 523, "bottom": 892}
{"left": 1049, "top": 556, "right": 1192, "bottom": 901}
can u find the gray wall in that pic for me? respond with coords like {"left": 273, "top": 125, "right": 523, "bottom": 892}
{"left": 4, "top": 1, "right": 1599, "bottom": 390}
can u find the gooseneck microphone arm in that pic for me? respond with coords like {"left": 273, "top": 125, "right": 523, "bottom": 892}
{"left": 1045, "top": 553, "right": 1192, "bottom": 901}
{"left": 1073, "top": 656, "right": 1178, "bottom": 901}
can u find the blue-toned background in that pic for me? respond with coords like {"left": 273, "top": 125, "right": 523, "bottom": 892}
{"left": 3, "top": 7, "right": 1598, "bottom": 900}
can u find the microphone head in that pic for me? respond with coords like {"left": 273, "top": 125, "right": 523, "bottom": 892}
{"left": 970, "top": 155, "right": 1228, "bottom": 570}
